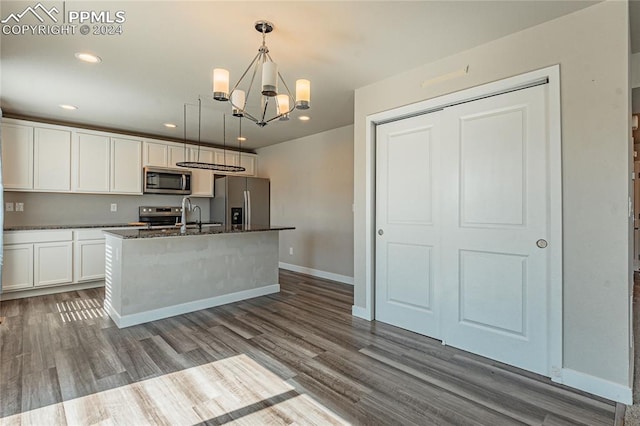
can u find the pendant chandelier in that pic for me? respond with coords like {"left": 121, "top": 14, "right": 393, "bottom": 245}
{"left": 176, "top": 98, "right": 246, "bottom": 172}
{"left": 212, "top": 20, "right": 310, "bottom": 127}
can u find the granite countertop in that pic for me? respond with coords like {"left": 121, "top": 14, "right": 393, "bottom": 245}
{"left": 103, "top": 225, "right": 295, "bottom": 239}
{"left": 4, "top": 222, "right": 223, "bottom": 232}
{"left": 4, "top": 223, "right": 149, "bottom": 231}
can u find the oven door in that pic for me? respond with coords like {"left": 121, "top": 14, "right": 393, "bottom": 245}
{"left": 144, "top": 167, "right": 191, "bottom": 194}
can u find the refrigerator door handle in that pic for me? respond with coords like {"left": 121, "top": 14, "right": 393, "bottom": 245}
{"left": 243, "top": 190, "right": 248, "bottom": 226}
{"left": 247, "top": 191, "right": 252, "bottom": 227}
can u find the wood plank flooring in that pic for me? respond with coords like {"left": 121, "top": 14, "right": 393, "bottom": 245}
{"left": 0, "top": 270, "right": 618, "bottom": 425}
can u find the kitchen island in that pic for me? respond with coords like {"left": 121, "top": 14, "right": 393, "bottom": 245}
{"left": 103, "top": 225, "right": 294, "bottom": 328}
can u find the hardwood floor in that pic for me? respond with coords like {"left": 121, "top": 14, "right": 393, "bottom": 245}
{"left": 0, "top": 270, "right": 618, "bottom": 425}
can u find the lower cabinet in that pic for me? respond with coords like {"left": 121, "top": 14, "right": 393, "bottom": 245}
{"left": 3, "top": 244, "right": 34, "bottom": 291}
{"left": 74, "top": 229, "right": 107, "bottom": 282}
{"left": 2, "top": 227, "right": 146, "bottom": 294}
{"left": 3, "top": 230, "right": 73, "bottom": 292}
{"left": 34, "top": 241, "right": 73, "bottom": 287}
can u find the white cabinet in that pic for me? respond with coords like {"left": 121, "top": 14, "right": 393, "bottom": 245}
{"left": 142, "top": 141, "right": 186, "bottom": 168}
{"left": 111, "top": 137, "right": 142, "bottom": 194}
{"left": 34, "top": 242, "right": 73, "bottom": 287}
{"left": 34, "top": 127, "right": 72, "bottom": 191}
{"left": 2, "top": 122, "right": 73, "bottom": 192}
{"left": 167, "top": 144, "right": 187, "bottom": 167}
{"left": 143, "top": 141, "right": 168, "bottom": 167}
{"left": 74, "top": 240, "right": 106, "bottom": 282}
{"left": 2, "top": 123, "right": 34, "bottom": 190}
{"left": 189, "top": 147, "right": 214, "bottom": 197}
{"left": 2, "top": 244, "right": 34, "bottom": 291}
{"left": 74, "top": 229, "right": 107, "bottom": 282}
{"left": 214, "top": 150, "right": 257, "bottom": 176}
{"left": 2, "top": 230, "right": 73, "bottom": 292}
{"left": 73, "top": 132, "right": 142, "bottom": 194}
{"left": 74, "top": 132, "right": 111, "bottom": 192}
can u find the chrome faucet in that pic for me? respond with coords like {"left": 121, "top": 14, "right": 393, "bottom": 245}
{"left": 181, "top": 196, "right": 192, "bottom": 233}
{"left": 192, "top": 205, "right": 202, "bottom": 231}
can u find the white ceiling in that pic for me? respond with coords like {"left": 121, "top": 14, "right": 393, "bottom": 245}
{"left": 1, "top": 1, "right": 602, "bottom": 150}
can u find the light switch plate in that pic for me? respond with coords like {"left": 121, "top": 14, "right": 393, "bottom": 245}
{"left": 15, "top": 203, "right": 24, "bottom": 212}
{"left": 110, "top": 203, "right": 117, "bottom": 212}
{"left": 5, "top": 202, "right": 13, "bottom": 212}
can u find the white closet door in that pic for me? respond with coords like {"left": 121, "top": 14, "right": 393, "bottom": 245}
{"left": 440, "top": 84, "right": 549, "bottom": 375}
{"left": 375, "top": 112, "right": 442, "bottom": 338}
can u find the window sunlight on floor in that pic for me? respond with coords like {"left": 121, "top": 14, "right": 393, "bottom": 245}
{"left": 56, "top": 298, "right": 105, "bottom": 323}
{"left": 0, "top": 354, "right": 348, "bottom": 425}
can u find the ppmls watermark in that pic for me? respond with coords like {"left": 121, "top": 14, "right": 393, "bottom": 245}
{"left": 1, "top": 2, "right": 126, "bottom": 36}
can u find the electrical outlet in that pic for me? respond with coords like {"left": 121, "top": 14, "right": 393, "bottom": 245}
{"left": 289, "top": 247, "right": 293, "bottom": 255}
{"left": 110, "top": 203, "right": 117, "bottom": 212}
{"left": 5, "top": 202, "right": 13, "bottom": 212}
{"left": 15, "top": 203, "right": 24, "bottom": 212}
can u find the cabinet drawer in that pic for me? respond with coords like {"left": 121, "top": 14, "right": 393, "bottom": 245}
{"left": 5, "top": 230, "right": 73, "bottom": 245}
{"left": 74, "top": 229, "right": 107, "bottom": 241}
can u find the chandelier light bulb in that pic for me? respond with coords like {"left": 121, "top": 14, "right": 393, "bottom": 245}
{"left": 277, "top": 94, "right": 290, "bottom": 120}
{"left": 261, "top": 61, "right": 278, "bottom": 97}
{"left": 295, "top": 79, "right": 310, "bottom": 110}
{"left": 231, "top": 90, "right": 246, "bottom": 117}
{"left": 213, "top": 68, "right": 230, "bottom": 101}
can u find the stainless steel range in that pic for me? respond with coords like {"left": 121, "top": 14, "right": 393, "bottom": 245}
{"left": 138, "top": 206, "right": 182, "bottom": 228}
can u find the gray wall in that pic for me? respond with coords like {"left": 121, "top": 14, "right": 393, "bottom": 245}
{"left": 3, "top": 192, "right": 210, "bottom": 226}
{"left": 257, "top": 125, "right": 354, "bottom": 278}
{"left": 354, "top": 1, "right": 630, "bottom": 387}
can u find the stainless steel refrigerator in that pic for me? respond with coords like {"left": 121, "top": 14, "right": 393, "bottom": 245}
{"left": 210, "top": 176, "right": 270, "bottom": 226}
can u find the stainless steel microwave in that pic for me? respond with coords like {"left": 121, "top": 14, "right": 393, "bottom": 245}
{"left": 143, "top": 167, "right": 191, "bottom": 195}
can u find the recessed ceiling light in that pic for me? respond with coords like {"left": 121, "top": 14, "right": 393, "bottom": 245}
{"left": 164, "top": 123, "right": 177, "bottom": 128}
{"left": 59, "top": 104, "right": 78, "bottom": 110}
{"left": 298, "top": 115, "right": 310, "bottom": 121}
{"left": 237, "top": 137, "right": 247, "bottom": 141}
{"left": 75, "top": 52, "right": 102, "bottom": 63}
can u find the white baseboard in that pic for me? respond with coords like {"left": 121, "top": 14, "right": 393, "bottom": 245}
{"left": 107, "top": 284, "right": 280, "bottom": 328}
{"left": 279, "top": 262, "right": 354, "bottom": 285}
{"left": 1, "top": 280, "right": 104, "bottom": 301}
{"left": 352, "top": 305, "right": 372, "bottom": 321}
{"left": 559, "top": 368, "right": 632, "bottom": 404}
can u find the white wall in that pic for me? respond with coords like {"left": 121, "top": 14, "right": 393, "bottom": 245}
{"left": 354, "top": 1, "right": 631, "bottom": 391}
{"left": 257, "top": 125, "right": 354, "bottom": 282}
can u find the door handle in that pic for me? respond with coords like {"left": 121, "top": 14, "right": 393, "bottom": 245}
{"left": 536, "top": 239, "right": 548, "bottom": 248}
{"left": 378, "top": 229, "right": 384, "bottom": 236}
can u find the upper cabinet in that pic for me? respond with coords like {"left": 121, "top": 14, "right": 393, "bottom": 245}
{"left": 34, "top": 128, "right": 72, "bottom": 191}
{"left": 1, "top": 118, "right": 257, "bottom": 197}
{"left": 73, "top": 131, "right": 142, "bottom": 194}
{"left": 2, "top": 123, "right": 34, "bottom": 190}
{"left": 189, "top": 147, "right": 215, "bottom": 197}
{"left": 111, "top": 137, "right": 143, "bottom": 194}
{"left": 74, "top": 132, "right": 111, "bottom": 193}
{"left": 1, "top": 121, "right": 72, "bottom": 192}
{"left": 143, "top": 141, "right": 168, "bottom": 167}
{"left": 214, "top": 150, "right": 256, "bottom": 176}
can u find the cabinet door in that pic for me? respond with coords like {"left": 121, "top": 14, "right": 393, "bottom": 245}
{"left": 34, "top": 127, "right": 72, "bottom": 191}
{"left": 167, "top": 144, "right": 187, "bottom": 167}
{"left": 239, "top": 154, "right": 256, "bottom": 176}
{"left": 74, "top": 240, "right": 106, "bottom": 282}
{"left": 2, "top": 244, "right": 34, "bottom": 291}
{"left": 34, "top": 241, "right": 73, "bottom": 287}
{"left": 214, "top": 151, "right": 256, "bottom": 176}
{"left": 143, "top": 141, "right": 168, "bottom": 167}
{"left": 111, "top": 137, "right": 142, "bottom": 194}
{"left": 2, "top": 123, "right": 33, "bottom": 190}
{"left": 190, "top": 147, "right": 214, "bottom": 197}
{"left": 74, "top": 133, "right": 110, "bottom": 192}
